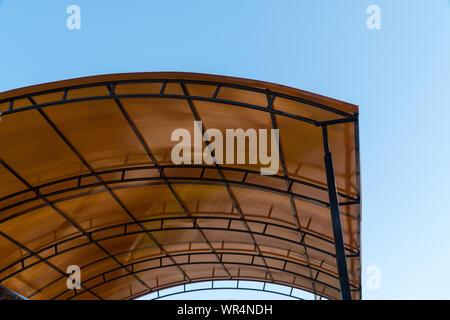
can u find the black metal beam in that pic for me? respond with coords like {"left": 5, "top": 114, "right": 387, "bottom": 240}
{"left": 0, "top": 215, "right": 361, "bottom": 288}
{"left": 354, "top": 114, "right": 362, "bottom": 299}
{"left": 55, "top": 251, "right": 345, "bottom": 300}
{"left": 2, "top": 121, "right": 154, "bottom": 296}
{"left": 0, "top": 231, "right": 103, "bottom": 299}
{"left": 266, "top": 91, "right": 318, "bottom": 298}
{"left": 0, "top": 78, "right": 355, "bottom": 122}
{"left": 0, "top": 168, "right": 325, "bottom": 215}
{"left": 29, "top": 97, "right": 193, "bottom": 289}
{"left": 108, "top": 84, "right": 232, "bottom": 279}
{"left": 322, "top": 126, "right": 352, "bottom": 300}
{"left": 182, "top": 82, "right": 274, "bottom": 282}
{"left": 0, "top": 164, "right": 359, "bottom": 217}
{"left": 140, "top": 279, "right": 304, "bottom": 300}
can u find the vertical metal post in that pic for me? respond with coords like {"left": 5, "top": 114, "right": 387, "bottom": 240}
{"left": 322, "top": 125, "right": 352, "bottom": 300}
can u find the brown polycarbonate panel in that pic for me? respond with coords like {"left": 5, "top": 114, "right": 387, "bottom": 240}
{"left": 31, "top": 277, "right": 69, "bottom": 300}
{"left": 0, "top": 101, "right": 9, "bottom": 113}
{"left": 44, "top": 99, "right": 151, "bottom": 171}
{"left": 300, "top": 234, "right": 337, "bottom": 267}
{"left": 66, "top": 86, "right": 110, "bottom": 100}
{"left": 138, "top": 265, "right": 186, "bottom": 290}
{"left": 195, "top": 101, "right": 280, "bottom": 174}
{"left": 171, "top": 184, "right": 234, "bottom": 215}
{"left": 315, "top": 271, "right": 340, "bottom": 293}
{"left": 0, "top": 73, "right": 360, "bottom": 300}
{"left": 45, "top": 185, "right": 107, "bottom": 204}
{"left": 98, "top": 233, "right": 156, "bottom": 256}
{"left": 122, "top": 97, "right": 203, "bottom": 165}
{"left": 0, "top": 206, "right": 81, "bottom": 252}
{"left": 292, "top": 198, "right": 334, "bottom": 241}
{"left": 221, "top": 241, "right": 255, "bottom": 252}
{"left": 229, "top": 186, "right": 297, "bottom": 225}
{"left": 253, "top": 235, "right": 305, "bottom": 261}
{"left": 114, "top": 184, "right": 184, "bottom": 220}
{"left": 224, "top": 264, "right": 268, "bottom": 279}
{"left": 0, "top": 109, "right": 88, "bottom": 186}
{"left": 291, "top": 181, "right": 330, "bottom": 205}
{"left": 71, "top": 291, "right": 102, "bottom": 300}
{"left": 270, "top": 268, "right": 315, "bottom": 292}
{"left": 208, "top": 167, "right": 245, "bottom": 182}
{"left": 48, "top": 244, "right": 109, "bottom": 273}
{"left": 115, "top": 82, "right": 162, "bottom": 95}
{"left": 164, "top": 82, "right": 185, "bottom": 95}
{"left": 276, "top": 114, "right": 326, "bottom": 186}
{"left": 30, "top": 245, "right": 113, "bottom": 299}
{"left": 93, "top": 275, "right": 148, "bottom": 300}
{"left": 32, "top": 91, "right": 66, "bottom": 105}
{"left": 78, "top": 258, "right": 121, "bottom": 288}
{"left": 0, "top": 165, "right": 27, "bottom": 198}
{"left": 328, "top": 122, "right": 357, "bottom": 197}
{"left": 10, "top": 98, "right": 32, "bottom": 110}
{"left": 200, "top": 230, "right": 255, "bottom": 248}
{"left": 0, "top": 191, "right": 45, "bottom": 222}
{"left": 1, "top": 263, "right": 60, "bottom": 299}
{"left": 182, "top": 263, "right": 229, "bottom": 281}
{"left": 341, "top": 214, "right": 359, "bottom": 250}
{"left": 215, "top": 86, "right": 268, "bottom": 107}
{"left": 243, "top": 173, "right": 288, "bottom": 193}
{"left": 150, "top": 229, "right": 206, "bottom": 248}
{"left": 53, "top": 289, "right": 77, "bottom": 300}
{"left": 115, "top": 245, "right": 163, "bottom": 266}
{"left": 273, "top": 96, "right": 342, "bottom": 122}
{"left": 340, "top": 203, "right": 358, "bottom": 219}
{"left": 184, "top": 83, "right": 217, "bottom": 98}
{"left": 0, "top": 72, "right": 358, "bottom": 116}
{"left": 53, "top": 190, "right": 133, "bottom": 232}
{"left": 39, "top": 178, "right": 85, "bottom": 198}
{"left": 0, "top": 236, "right": 23, "bottom": 278}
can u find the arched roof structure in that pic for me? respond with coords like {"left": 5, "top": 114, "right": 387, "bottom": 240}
{"left": 0, "top": 72, "right": 361, "bottom": 300}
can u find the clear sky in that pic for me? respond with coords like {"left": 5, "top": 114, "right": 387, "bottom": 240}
{"left": 1, "top": 0, "right": 449, "bottom": 300}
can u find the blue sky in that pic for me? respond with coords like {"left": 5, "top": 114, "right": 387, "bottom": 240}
{"left": 1, "top": 0, "right": 450, "bottom": 299}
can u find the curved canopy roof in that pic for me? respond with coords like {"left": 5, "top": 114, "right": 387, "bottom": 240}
{"left": 0, "top": 72, "right": 361, "bottom": 300}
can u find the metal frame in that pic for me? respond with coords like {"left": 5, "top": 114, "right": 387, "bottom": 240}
{"left": 322, "top": 126, "right": 350, "bottom": 300}
{"left": 0, "top": 164, "right": 358, "bottom": 217}
{"left": 53, "top": 250, "right": 352, "bottom": 300}
{"left": 0, "top": 78, "right": 356, "bottom": 125}
{"left": 268, "top": 91, "right": 318, "bottom": 297}
{"left": 143, "top": 280, "right": 307, "bottom": 300}
{"left": 0, "top": 216, "right": 359, "bottom": 283}
{"left": 0, "top": 77, "right": 361, "bottom": 300}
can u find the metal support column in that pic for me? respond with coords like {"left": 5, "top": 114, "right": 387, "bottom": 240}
{"left": 322, "top": 125, "right": 352, "bottom": 300}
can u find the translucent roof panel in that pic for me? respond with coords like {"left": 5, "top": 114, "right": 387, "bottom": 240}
{"left": 0, "top": 72, "right": 361, "bottom": 300}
